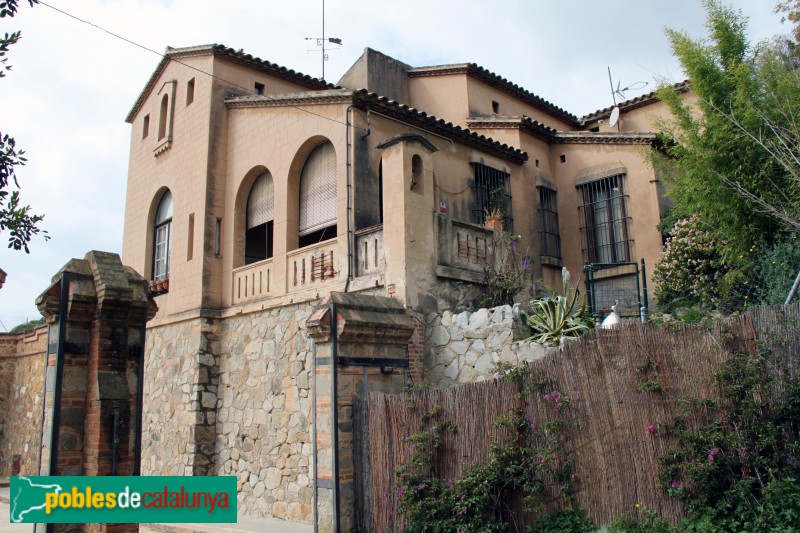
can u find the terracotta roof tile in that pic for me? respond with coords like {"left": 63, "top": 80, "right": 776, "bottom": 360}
{"left": 580, "top": 80, "right": 691, "bottom": 125}
{"left": 409, "top": 63, "right": 580, "bottom": 128}
{"left": 126, "top": 44, "right": 337, "bottom": 123}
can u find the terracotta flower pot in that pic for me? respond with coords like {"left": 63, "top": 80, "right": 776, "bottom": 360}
{"left": 484, "top": 219, "right": 503, "bottom": 231}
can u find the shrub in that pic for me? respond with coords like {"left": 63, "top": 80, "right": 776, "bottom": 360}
{"left": 9, "top": 317, "right": 44, "bottom": 333}
{"left": 481, "top": 231, "right": 540, "bottom": 308}
{"left": 527, "top": 507, "right": 595, "bottom": 532}
{"left": 657, "top": 347, "right": 800, "bottom": 529}
{"left": 653, "top": 216, "right": 726, "bottom": 309}
{"left": 752, "top": 233, "right": 800, "bottom": 305}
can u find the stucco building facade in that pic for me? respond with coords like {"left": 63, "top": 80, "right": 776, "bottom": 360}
{"left": 119, "top": 44, "right": 682, "bottom": 526}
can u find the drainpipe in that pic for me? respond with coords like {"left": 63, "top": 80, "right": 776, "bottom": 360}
{"left": 344, "top": 105, "right": 354, "bottom": 293}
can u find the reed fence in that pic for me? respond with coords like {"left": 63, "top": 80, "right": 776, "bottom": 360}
{"left": 354, "top": 304, "right": 800, "bottom": 531}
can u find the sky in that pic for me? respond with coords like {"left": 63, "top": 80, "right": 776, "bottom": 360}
{"left": 0, "top": 0, "right": 790, "bottom": 330}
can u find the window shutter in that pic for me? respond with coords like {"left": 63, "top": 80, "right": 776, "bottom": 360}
{"left": 299, "top": 142, "right": 337, "bottom": 237}
{"left": 247, "top": 171, "right": 274, "bottom": 229}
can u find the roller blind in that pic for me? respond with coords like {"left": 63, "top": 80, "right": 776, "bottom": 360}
{"left": 299, "top": 142, "right": 337, "bottom": 237}
{"left": 246, "top": 171, "right": 274, "bottom": 229}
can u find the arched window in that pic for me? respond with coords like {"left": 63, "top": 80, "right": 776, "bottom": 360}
{"left": 153, "top": 190, "right": 173, "bottom": 280}
{"left": 158, "top": 94, "right": 169, "bottom": 141}
{"left": 245, "top": 171, "right": 274, "bottom": 264}
{"left": 411, "top": 154, "right": 423, "bottom": 193}
{"left": 298, "top": 141, "right": 337, "bottom": 247}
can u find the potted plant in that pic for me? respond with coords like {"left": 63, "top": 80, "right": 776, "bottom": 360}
{"left": 484, "top": 206, "right": 504, "bottom": 230}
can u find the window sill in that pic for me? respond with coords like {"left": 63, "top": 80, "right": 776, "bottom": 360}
{"left": 540, "top": 256, "right": 563, "bottom": 268}
{"left": 148, "top": 278, "right": 170, "bottom": 297}
{"left": 153, "top": 137, "right": 172, "bottom": 157}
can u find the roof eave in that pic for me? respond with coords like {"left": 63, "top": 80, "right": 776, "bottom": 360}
{"left": 354, "top": 90, "right": 528, "bottom": 164}
{"left": 125, "top": 44, "right": 339, "bottom": 124}
{"left": 579, "top": 80, "right": 691, "bottom": 126}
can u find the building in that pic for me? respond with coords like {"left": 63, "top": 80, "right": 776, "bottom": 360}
{"left": 119, "top": 44, "right": 683, "bottom": 525}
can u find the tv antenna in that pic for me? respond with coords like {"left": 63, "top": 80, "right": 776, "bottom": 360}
{"left": 305, "top": 0, "right": 342, "bottom": 81}
{"left": 606, "top": 67, "right": 648, "bottom": 130}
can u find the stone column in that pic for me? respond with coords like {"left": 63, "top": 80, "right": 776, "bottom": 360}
{"left": 36, "top": 251, "right": 156, "bottom": 533}
{"left": 306, "top": 292, "right": 415, "bottom": 533}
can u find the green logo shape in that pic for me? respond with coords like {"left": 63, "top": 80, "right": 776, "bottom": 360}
{"left": 10, "top": 476, "right": 237, "bottom": 524}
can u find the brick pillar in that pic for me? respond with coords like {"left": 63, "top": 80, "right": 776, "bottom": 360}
{"left": 406, "top": 310, "right": 426, "bottom": 385}
{"left": 36, "top": 251, "right": 157, "bottom": 533}
{"left": 307, "top": 292, "right": 415, "bottom": 533}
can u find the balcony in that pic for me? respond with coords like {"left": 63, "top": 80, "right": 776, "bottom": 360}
{"left": 232, "top": 259, "right": 274, "bottom": 305}
{"left": 230, "top": 231, "right": 388, "bottom": 307}
{"left": 355, "top": 225, "right": 384, "bottom": 277}
{"left": 436, "top": 214, "right": 493, "bottom": 282}
{"left": 286, "top": 238, "right": 340, "bottom": 290}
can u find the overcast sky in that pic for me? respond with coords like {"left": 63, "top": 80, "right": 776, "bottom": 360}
{"left": 0, "top": 0, "right": 789, "bottom": 329}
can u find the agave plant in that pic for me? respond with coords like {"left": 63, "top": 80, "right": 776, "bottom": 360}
{"left": 525, "top": 268, "right": 594, "bottom": 346}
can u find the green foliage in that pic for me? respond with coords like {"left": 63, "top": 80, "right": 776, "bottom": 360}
{"left": 652, "top": 0, "right": 800, "bottom": 260}
{"left": 527, "top": 507, "right": 595, "bottom": 533}
{"left": 0, "top": 0, "right": 47, "bottom": 253}
{"left": 394, "top": 378, "right": 583, "bottom": 533}
{"left": 656, "top": 208, "right": 681, "bottom": 237}
{"left": 608, "top": 507, "right": 676, "bottom": 532}
{"left": 750, "top": 234, "right": 800, "bottom": 305}
{"left": 525, "top": 268, "right": 594, "bottom": 346}
{"left": 481, "top": 231, "right": 539, "bottom": 308}
{"left": 653, "top": 216, "right": 726, "bottom": 309}
{"left": 656, "top": 348, "right": 800, "bottom": 529}
{"left": 9, "top": 316, "right": 44, "bottom": 333}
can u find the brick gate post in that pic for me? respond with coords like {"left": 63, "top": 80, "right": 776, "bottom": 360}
{"left": 306, "top": 292, "right": 415, "bottom": 533}
{"left": 36, "top": 251, "right": 157, "bottom": 533}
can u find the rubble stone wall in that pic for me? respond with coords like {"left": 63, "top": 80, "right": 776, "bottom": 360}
{"left": 0, "top": 326, "right": 47, "bottom": 476}
{"left": 142, "top": 300, "right": 316, "bottom": 523}
{"left": 214, "top": 302, "right": 316, "bottom": 521}
{"left": 424, "top": 305, "right": 549, "bottom": 387}
{"left": 141, "top": 318, "right": 204, "bottom": 476}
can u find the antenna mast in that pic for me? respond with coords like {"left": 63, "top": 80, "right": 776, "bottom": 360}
{"left": 305, "top": 0, "right": 342, "bottom": 81}
{"left": 606, "top": 67, "right": 648, "bottom": 132}
{"left": 607, "top": 66, "right": 620, "bottom": 132}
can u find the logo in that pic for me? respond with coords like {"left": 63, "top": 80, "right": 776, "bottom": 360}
{"left": 10, "top": 476, "right": 237, "bottom": 524}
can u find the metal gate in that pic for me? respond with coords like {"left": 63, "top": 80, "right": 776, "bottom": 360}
{"left": 584, "top": 259, "right": 648, "bottom": 320}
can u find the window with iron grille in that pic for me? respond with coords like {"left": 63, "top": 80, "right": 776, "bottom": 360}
{"left": 578, "top": 174, "right": 631, "bottom": 264}
{"left": 538, "top": 186, "right": 561, "bottom": 259}
{"left": 471, "top": 163, "right": 512, "bottom": 230}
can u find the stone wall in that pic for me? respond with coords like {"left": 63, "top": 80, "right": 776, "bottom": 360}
{"left": 141, "top": 318, "right": 207, "bottom": 476}
{"left": 424, "top": 305, "right": 549, "bottom": 387}
{"left": 142, "top": 300, "right": 316, "bottom": 523}
{"left": 0, "top": 326, "right": 47, "bottom": 476}
{"left": 215, "top": 302, "right": 315, "bottom": 522}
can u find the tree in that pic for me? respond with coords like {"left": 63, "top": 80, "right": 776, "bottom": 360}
{"left": 0, "top": 0, "right": 47, "bottom": 253}
{"left": 9, "top": 316, "right": 44, "bottom": 333}
{"left": 652, "top": 0, "right": 800, "bottom": 259}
